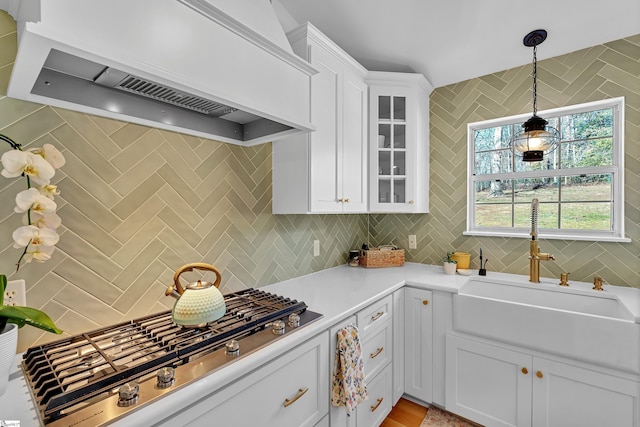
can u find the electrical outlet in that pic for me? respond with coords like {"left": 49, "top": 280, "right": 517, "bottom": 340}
{"left": 313, "top": 239, "right": 320, "bottom": 257}
{"left": 408, "top": 235, "right": 417, "bottom": 249}
{"left": 4, "top": 279, "right": 26, "bottom": 307}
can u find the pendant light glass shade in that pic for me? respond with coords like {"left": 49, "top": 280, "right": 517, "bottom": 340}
{"left": 516, "top": 29, "right": 558, "bottom": 162}
{"left": 514, "top": 114, "right": 558, "bottom": 162}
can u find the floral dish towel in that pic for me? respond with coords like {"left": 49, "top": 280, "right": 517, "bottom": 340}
{"left": 331, "top": 324, "right": 368, "bottom": 413}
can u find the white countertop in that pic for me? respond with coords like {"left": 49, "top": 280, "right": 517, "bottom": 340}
{"left": 1, "top": 262, "right": 638, "bottom": 426}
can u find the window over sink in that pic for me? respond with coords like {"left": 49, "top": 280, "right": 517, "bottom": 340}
{"left": 465, "top": 97, "right": 628, "bottom": 242}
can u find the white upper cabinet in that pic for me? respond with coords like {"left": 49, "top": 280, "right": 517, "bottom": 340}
{"left": 367, "top": 72, "right": 432, "bottom": 213}
{"left": 273, "top": 23, "right": 367, "bottom": 214}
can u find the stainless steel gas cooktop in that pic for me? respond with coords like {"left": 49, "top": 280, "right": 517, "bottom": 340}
{"left": 21, "top": 288, "right": 322, "bottom": 427}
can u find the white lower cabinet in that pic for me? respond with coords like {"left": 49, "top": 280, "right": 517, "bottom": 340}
{"left": 404, "top": 287, "right": 433, "bottom": 403}
{"left": 446, "top": 334, "right": 640, "bottom": 427}
{"left": 329, "top": 295, "right": 394, "bottom": 427}
{"left": 314, "top": 414, "right": 330, "bottom": 427}
{"left": 392, "top": 288, "right": 405, "bottom": 404}
{"left": 329, "top": 316, "right": 358, "bottom": 427}
{"left": 531, "top": 357, "right": 640, "bottom": 427}
{"left": 357, "top": 363, "right": 393, "bottom": 427}
{"left": 446, "top": 335, "right": 532, "bottom": 427}
{"left": 361, "top": 317, "right": 392, "bottom": 381}
{"left": 159, "top": 332, "right": 329, "bottom": 427}
{"left": 357, "top": 294, "right": 393, "bottom": 335}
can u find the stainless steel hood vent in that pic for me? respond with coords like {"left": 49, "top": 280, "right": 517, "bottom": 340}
{"left": 4, "top": 0, "right": 316, "bottom": 146}
{"left": 110, "top": 74, "right": 238, "bottom": 117}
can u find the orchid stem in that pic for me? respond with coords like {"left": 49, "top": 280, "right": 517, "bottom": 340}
{"left": 15, "top": 240, "right": 30, "bottom": 272}
{"left": 0, "top": 133, "right": 22, "bottom": 150}
{"left": 26, "top": 175, "right": 32, "bottom": 224}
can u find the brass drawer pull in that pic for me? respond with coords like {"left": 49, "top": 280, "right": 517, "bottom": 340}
{"left": 522, "top": 367, "right": 528, "bottom": 375}
{"left": 370, "top": 397, "right": 384, "bottom": 412}
{"left": 422, "top": 300, "right": 429, "bottom": 305}
{"left": 536, "top": 371, "right": 544, "bottom": 379}
{"left": 370, "top": 347, "right": 384, "bottom": 359}
{"left": 371, "top": 311, "right": 384, "bottom": 322}
{"left": 284, "top": 387, "right": 309, "bottom": 407}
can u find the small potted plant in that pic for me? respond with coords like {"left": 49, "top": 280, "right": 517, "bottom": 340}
{"left": 443, "top": 252, "right": 457, "bottom": 275}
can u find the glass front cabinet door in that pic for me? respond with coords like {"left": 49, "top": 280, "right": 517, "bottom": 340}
{"left": 368, "top": 72, "right": 432, "bottom": 213}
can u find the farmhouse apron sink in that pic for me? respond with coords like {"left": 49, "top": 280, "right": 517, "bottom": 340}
{"left": 453, "top": 277, "right": 640, "bottom": 374}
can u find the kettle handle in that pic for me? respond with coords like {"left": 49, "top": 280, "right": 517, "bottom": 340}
{"left": 172, "top": 263, "right": 222, "bottom": 295}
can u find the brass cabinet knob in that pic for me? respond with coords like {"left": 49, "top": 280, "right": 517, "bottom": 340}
{"left": 338, "top": 198, "right": 344, "bottom": 203}
{"left": 522, "top": 367, "right": 528, "bottom": 375}
{"left": 422, "top": 300, "right": 429, "bottom": 305}
{"left": 344, "top": 198, "right": 350, "bottom": 203}
{"left": 408, "top": 200, "right": 415, "bottom": 204}
{"left": 536, "top": 371, "right": 544, "bottom": 379}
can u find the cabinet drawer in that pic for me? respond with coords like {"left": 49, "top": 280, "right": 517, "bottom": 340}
{"left": 358, "top": 363, "right": 393, "bottom": 427}
{"left": 362, "top": 319, "right": 392, "bottom": 380}
{"left": 165, "top": 333, "right": 329, "bottom": 427}
{"left": 357, "top": 294, "right": 392, "bottom": 335}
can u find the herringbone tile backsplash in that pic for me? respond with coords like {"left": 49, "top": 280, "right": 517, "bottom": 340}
{"left": 1, "top": 11, "right": 638, "bottom": 351}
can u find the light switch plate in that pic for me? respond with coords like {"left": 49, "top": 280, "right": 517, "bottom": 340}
{"left": 313, "top": 239, "right": 320, "bottom": 257}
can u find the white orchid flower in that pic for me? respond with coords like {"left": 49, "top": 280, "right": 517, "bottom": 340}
{"left": 26, "top": 212, "right": 62, "bottom": 230}
{"left": 22, "top": 245, "right": 56, "bottom": 264}
{"left": 13, "top": 225, "right": 60, "bottom": 248}
{"left": 3, "top": 139, "right": 65, "bottom": 275}
{"left": 39, "top": 184, "right": 60, "bottom": 199}
{"left": 15, "top": 187, "right": 57, "bottom": 214}
{"left": 29, "top": 143, "right": 66, "bottom": 169}
{"left": 1, "top": 149, "right": 55, "bottom": 185}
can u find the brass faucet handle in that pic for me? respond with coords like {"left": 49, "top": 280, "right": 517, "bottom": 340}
{"left": 559, "top": 272, "right": 570, "bottom": 287}
{"left": 593, "top": 276, "right": 604, "bottom": 291}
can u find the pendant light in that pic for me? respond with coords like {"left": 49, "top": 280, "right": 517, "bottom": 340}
{"left": 514, "top": 29, "right": 559, "bottom": 162}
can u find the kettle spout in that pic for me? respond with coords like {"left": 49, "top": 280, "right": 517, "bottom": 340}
{"left": 165, "top": 284, "right": 181, "bottom": 299}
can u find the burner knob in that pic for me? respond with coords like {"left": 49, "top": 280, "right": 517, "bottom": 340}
{"left": 225, "top": 339, "right": 240, "bottom": 357}
{"left": 117, "top": 381, "right": 139, "bottom": 407}
{"left": 156, "top": 367, "right": 175, "bottom": 389}
{"left": 272, "top": 319, "right": 286, "bottom": 335}
{"left": 288, "top": 313, "right": 300, "bottom": 328}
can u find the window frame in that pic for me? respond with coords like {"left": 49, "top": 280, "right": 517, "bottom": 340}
{"left": 464, "top": 97, "right": 629, "bottom": 242}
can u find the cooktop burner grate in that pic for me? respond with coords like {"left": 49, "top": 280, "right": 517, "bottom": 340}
{"left": 22, "top": 288, "right": 313, "bottom": 424}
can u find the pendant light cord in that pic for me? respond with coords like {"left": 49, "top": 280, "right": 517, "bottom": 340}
{"left": 532, "top": 45, "right": 538, "bottom": 116}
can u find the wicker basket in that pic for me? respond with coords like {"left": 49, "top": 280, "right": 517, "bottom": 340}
{"left": 359, "top": 248, "right": 405, "bottom": 268}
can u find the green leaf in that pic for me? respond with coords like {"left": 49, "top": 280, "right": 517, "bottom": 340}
{"left": 0, "top": 305, "right": 63, "bottom": 334}
{"left": 0, "top": 274, "right": 6, "bottom": 306}
{"left": 1, "top": 274, "right": 62, "bottom": 334}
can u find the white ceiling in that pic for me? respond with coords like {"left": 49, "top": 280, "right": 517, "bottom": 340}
{"left": 276, "top": 0, "right": 640, "bottom": 88}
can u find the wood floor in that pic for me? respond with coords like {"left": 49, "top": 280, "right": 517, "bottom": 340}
{"left": 380, "top": 398, "right": 428, "bottom": 427}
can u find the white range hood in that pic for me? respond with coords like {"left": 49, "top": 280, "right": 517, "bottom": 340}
{"left": 2, "top": 0, "right": 316, "bottom": 146}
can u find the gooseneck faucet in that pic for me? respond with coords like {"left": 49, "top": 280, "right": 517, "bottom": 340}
{"left": 529, "top": 199, "right": 554, "bottom": 282}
